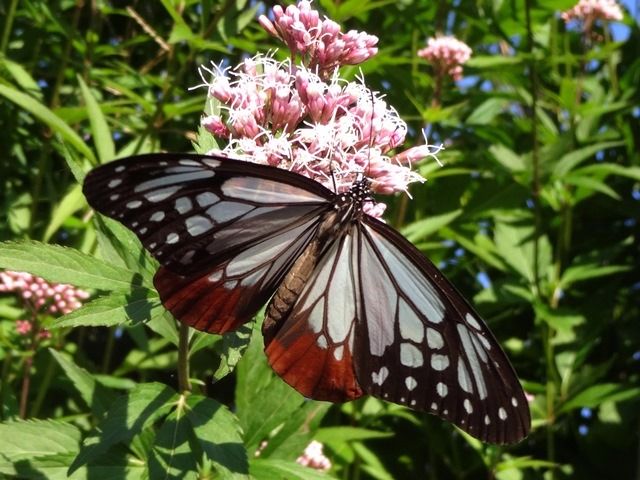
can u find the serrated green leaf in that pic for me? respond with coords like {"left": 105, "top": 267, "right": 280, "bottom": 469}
{"left": 49, "top": 349, "right": 117, "bottom": 416}
{"left": 186, "top": 395, "right": 249, "bottom": 477}
{"left": 0, "top": 419, "right": 80, "bottom": 459}
{"left": 249, "top": 459, "right": 333, "bottom": 480}
{"left": 55, "top": 289, "right": 162, "bottom": 328}
{"left": 69, "top": 383, "right": 178, "bottom": 474}
{"left": 0, "top": 241, "right": 140, "bottom": 292}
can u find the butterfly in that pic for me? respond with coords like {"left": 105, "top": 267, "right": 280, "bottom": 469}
{"left": 83, "top": 152, "right": 530, "bottom": 444}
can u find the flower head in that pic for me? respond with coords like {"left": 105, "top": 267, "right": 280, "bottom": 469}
{"left": 561, "top": 0, "right": 623, "bottom": 23}
{"left": 195, "top": 2, "right": 442, "bottom": 218}
{"left": 259, "top": 1, "right": 378, "bottom": 78}
{"left": 0, "top": 270, "right": 89, "bottom": 315}
{"left": 418, "top": 36, "right": 472, "bottom": 81}
{"left": 296, "top": 440, "right": 331, "bottom": 471}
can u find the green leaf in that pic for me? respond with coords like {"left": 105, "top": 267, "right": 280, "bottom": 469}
{"left": 466, "top": 55, "right": 523, "bottom": 68}
{"left": 186, "top": 395, "right": 249, "bottom": 477}
{"left": 49, "top": 349, "right": 117, "bottom": 416}
{"left": 43, "top": 184, "right": 86, "bottom": 242}
{"left": 401, "top": 210, "right": 461, "bottom": 243}
{"left": 560, "top": 263, "right": 631, "bottom": 288}
{"left": 235, "top": 329, "right": 327, "bottom": 453}
{"left": 0, "top": 419, "right": 80, "bottom": 459}
{"left": 0, "top": 84, "right": 95, "bottom": 163}
{"left": 559, "top": 384, "right": 640, "bottom": 413}
{"left": 466, "top": 98, "right": 509, "bottom": 125}
{"left": 315, "top": 427, "right": 393, "bottom": 443}
{"left": 489, "top": 144, "right": 527, "bottom": 173}
{"left": 249, "top": 459, "right": 333, "bottom": 480}
{"left": 78, "top": 76, "right": 115, "bottom": 164}
{"left": 208, "top": 322, "right": 254, "bottom": 382}
{"left": 55, "top": 289, "right": 162, "bottom": 328}
{"left": 69, "top": 382, "right": 178, "bottom": 474}
{"left": 552, "top": 141, "right": 623, "bottom": 178}
{"left": 0, "top": 241, "right": 140, "bottom": 292}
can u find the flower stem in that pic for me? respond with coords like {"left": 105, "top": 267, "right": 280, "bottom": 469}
{"left": 177, "top": 322, "right": 191, "bottom": 393}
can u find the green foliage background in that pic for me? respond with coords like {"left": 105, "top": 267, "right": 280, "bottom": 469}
{"left": 1, "top": 0, "right": 639, "bottom": 478}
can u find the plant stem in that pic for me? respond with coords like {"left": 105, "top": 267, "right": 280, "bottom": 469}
{"left": 0, "top": 0, "right": 18, "bottom": 54}
{"left": 177, "top": 322, "right": 191, "bottom": 393}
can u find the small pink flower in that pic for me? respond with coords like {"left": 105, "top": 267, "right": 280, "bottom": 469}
{"left": 296, "top": 440, "right": 331, "bottom": 471}
{"left": 16, "top": 320, "right": 32, "bottom": 335}
{"left": 561, "top": 0, "right": 623, "bottom": 23}
{"left": 0, "top": 270, "right": 89, "bottom": 316}
{"left": 418, "top": 36, "right": 472, "bottom": 81}
{"left": 258, "top": 1, "right": 378, "bottom": 78}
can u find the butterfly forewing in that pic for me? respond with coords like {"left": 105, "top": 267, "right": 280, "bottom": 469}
{"left": 84, "top": 153, "right": 530, "bottom": 444}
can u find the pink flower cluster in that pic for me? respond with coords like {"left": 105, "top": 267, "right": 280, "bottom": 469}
{"left": 418, "top": 36, "right": 472, "bottom": 81}
{"left": 561, "top": 0, "right": 623, "bottom": 23}
{"left": 296, "top": 440, "right": 331, "bottom": 471}
{"left": 0, "top": 271, "right": 89, "bottom": 335}
{"left": 198, "top": 2, "right": 443, "bottom": 218}
{"left": 259, "top": 1, "right": 378, "bottom": 79}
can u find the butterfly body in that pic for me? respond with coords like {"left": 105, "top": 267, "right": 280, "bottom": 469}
{"left": 83, "top": 153, "right": 530, "bottom": 443}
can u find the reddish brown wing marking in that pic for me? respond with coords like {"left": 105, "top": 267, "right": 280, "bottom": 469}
{"left": 264, "top": 233, "right": 363, "bottom": 402}
{"left": 156, "top": 218, "right": 320, "bottom": 334}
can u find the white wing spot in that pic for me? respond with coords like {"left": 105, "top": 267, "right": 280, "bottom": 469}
{"left": 430, "top": 354, "right": 449, "bottom": 371}
{"left": 498, "top": 407, "right": 508, "bottom": 420}
{"left": 317, "top": 335, "right": 328, "bottom": 349}
{"left": 110, "top": 194, "right": 119, "bottom": 201}
{"left": 511, "top": 397, "right": 518, "bottom": 407}
{"left": 115, "top": 165, "right": 125, "bottom": 173}
{"left": 202, "top": 158, "right": 220, "bottom": 167}
{"left": 166, "top": 232, "right": 179, "bottom": 244}
{"left": 411, "top": 400, "right": 416, "bottom": 406}
{"left": 149, "top": 242, "right": 157, "bottom": 249}
{"left": 464, "top": 398, "right": 473, "bottom": 414}
{"left": 206, "top": 201, "right": 253, "bottom": 223}
{"left": 457, "top": 360, "right": 473, "bottom": 394}
{"left": 405, "top": 376, "right": 417, "bottom": 391}
{"left": 186, "top": 215, "right": 213, "bottom": 236}
{"left": 179, "top": 159, "right": 201, "bottom": 166}
{"left": 436, "top": 382, "right": 448, "bottom": 398}
{"left": 398, "top": 298, "right": 424, "bottom": 342}
{"left": 131, "top": 222, "right": 139, "bottom": 228}
{"left": 145, "top": 186, "right": 181, "bottom": 203}
{"left": 478, "top": 334, "right": 491, "bottom": 350}
{"left": 127, "top": 200, "right": 142, "bottom": 209}
{"left": 431, "top": 402, "right": 438, "bottom": 411}
{"left": 457, "top": 324, "right": 486, "bottom": 399}
{"left": 223, "top": 280, "right": 237, "bottom": 289}
{"left": 175, "top": 197, "right": 193, "bottom": 214}
{"left": 333, "top": 345, "right": 344, "bottom": 361}
{"left": 139, "top": 227, "right": 147, "bottom": 235}
{"left": 372, "top": 366, "right": 389, "bottom": 386}
{"left": 108, "top": 179, "right": 122, "bottom": 188}
{"left": 426, "top": 328, "right": 444, "bottom": 349}
{"left": 400, "top": 343, "right": 424, "bottom": 368}
{"left": 196, "top": 192, "right": 218, "bottom": 207}
{"left": 484, "top": 414, "right": 491, "bottom": 425}
{"left": 465, "top": 312, "right": 482, "bottom": 331}
{"left": 150, "top": 211, "right": 165, "bottom": 222}
{"left": 208, "top": 270, "right": 222, "bottom": 282}
{"left": 180, "top": 250, "right": 195, "bottom": 264}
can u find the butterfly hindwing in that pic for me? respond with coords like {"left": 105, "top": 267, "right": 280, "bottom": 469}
{"left": 353, "top": 218, "right": 530, "bottom": 443}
